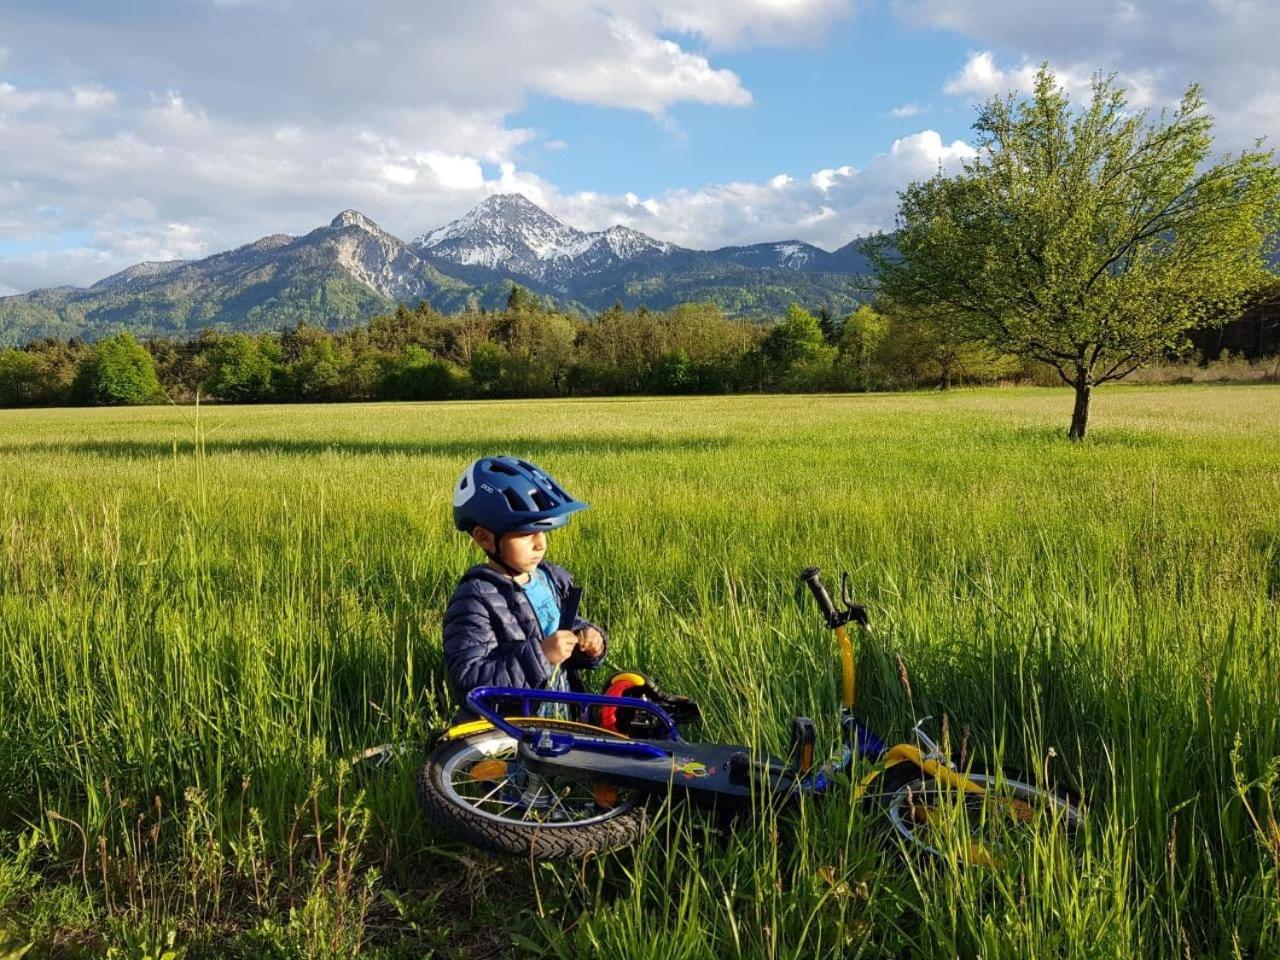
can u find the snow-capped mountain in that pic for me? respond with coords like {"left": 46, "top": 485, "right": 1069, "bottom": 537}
{"left": 0, "top": 194, "right": 877, "bottom": 345}
{"left": 415, "top": 193, "right": 589, "bottom": 269}
{"left": 709, "top": 240, "right": 840, "bottom": 272}
{"left": 413, "top": 193, "right": 679, "bottom": 292}
{"left": 413, "top": 193, "right": 865, "bottom": 296}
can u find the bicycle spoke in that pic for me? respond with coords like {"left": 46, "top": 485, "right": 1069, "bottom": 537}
{"left": 466, "top": 777, "right": 514, "bottom": 808}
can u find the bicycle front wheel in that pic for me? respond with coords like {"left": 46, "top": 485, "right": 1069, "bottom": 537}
{"left": 879, "top": 765, "right": 1080, "bottom": 866}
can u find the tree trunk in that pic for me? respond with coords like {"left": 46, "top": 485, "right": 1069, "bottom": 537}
{"left": 1068, "top": 372, "right": 1092, "bottom": 441}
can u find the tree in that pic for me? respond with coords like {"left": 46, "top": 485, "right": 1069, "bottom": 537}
{"left": 381, "top": 345, "right": 464, "bottom": 400}
{"left": 505, "top": 284, "right": 540, "bottom": 314}
{"left": 71, "top": 333, "right": 165, "bottom": 405}
{"left": 838, "top": 305, "right": 887, "bottom": 390}
{"left": 0, "top": 349, "right": 69, "bottom": 406}
{"left": 203, "top": 333, "right": 277, "bottom": 402}
{"left": 868, "top": 67, "right": 1280, "bottom": 439}
{"left": 816, "top": 305, "right": 845, "bottom": 346}
{"left": 873, "top": 301, "right": 1020, "bottom": 390}
{"left": 496, "top": 311, "right": 575, "bottom": 395}
{"left": 757, "top": 304, "right": 827, "bottom": 387}
{"left": 289, "top": 338, "right": 346, "bottom": 401}
{"left": 469, "top": 342, "right": 505, "bottom": 394}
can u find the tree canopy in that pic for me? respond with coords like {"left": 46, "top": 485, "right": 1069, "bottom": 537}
{"left": 868, "top": 66, "right": 1280, "bottom": 438}
{"left": 70, "top": 332, "right": 165, "bottom": 405}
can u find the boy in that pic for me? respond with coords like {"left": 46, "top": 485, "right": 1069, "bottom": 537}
{"left": 443, "top": 456, "right": 606, "bottom": 714}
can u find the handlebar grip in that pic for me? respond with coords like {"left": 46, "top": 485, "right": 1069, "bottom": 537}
{"left": 800, "top": 566, "right": 839, "bottom": 627}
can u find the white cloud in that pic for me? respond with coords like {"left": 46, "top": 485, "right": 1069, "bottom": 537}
{"left": 0, "top": 0, "right": 859, "bottom": 292}
{"left": 942, "top": 52, "right": 1147, "bottom": 105}
{"left": 656, "top": 0, "right": 856, "bottom": 48}
{"left": 71, "top": 85, "right": 116, "bottom": 109}
{"left": 811, "top": 165, "right": 853, "bottom": 191}
{"left": 899, "top": 1, "right": 1279, "bottom": 148}
{"left": 418, "top": 152, "right": 486, "bottom": 191}
{"left": 531, "top": 16, "right": 751, "bottom": 114}
{"left": 3, "top": 115, "right": 980, "bottom": 295}
{"left": 890, "top": 102, "right": 924, "bottom": 117}
{"left": 547, "top": 129, "right": 976, "bottom": 250}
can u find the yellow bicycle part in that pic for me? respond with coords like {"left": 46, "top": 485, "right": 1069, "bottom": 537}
{"left": 852, "top": 745, "right": 989, "bottom": 802}
{"left": 607, "top": 672, "right": 648, "bottom": 688}
{"left": 442, "top": 716, "right": 628, "bottom": 742}
{"left": 852, "top": 747, "right": 1013, "bottom": 867}
{"left": 834, "top": 624, "right": 856, "bottom": 709}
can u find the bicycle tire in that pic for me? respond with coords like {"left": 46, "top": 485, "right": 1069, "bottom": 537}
{"left": 872, "top": 761, "right": 1080, "bottom": 863}
{"left": 417, "top": 718, "right": 649, "bottom": 860}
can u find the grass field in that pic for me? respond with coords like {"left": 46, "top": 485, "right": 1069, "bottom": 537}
{"left": 1, "top": 386, "right": 1278, "bottom": 958}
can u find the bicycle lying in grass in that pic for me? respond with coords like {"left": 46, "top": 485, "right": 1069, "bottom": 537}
{"left": 417, "top": 567, "right": 1080, "bottom": 863}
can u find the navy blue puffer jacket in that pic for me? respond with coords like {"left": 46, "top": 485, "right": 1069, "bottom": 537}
{"left": 442, "top": 561, "right": 608, "bottom": 700}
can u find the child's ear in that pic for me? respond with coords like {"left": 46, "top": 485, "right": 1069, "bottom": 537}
{"left": 470, "top": 526, "right": 495, "bottom": 552}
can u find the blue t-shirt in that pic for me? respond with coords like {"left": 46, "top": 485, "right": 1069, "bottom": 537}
{"left": 521, "top": 567, "right": 561, "bottom": 640}
{"left": 520, "top": 567, "right": 570, "bottom": 716}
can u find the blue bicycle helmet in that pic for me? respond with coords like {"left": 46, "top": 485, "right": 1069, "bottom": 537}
{"left": 452, "top": 456, "right": 588, "bottom": 535}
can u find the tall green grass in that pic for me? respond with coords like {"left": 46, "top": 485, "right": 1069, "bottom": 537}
{"left": 0, "top": 386, "right": 1278, "bottom": 957}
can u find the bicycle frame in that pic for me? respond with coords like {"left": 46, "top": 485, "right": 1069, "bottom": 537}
{"left": 459, "top": 685, "right": 683, "bottom": 759}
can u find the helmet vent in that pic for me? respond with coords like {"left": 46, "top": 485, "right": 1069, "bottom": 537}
{"left": 530, "top": 488, "right": 556, "bottom": 510}
{"left": 487, "top": 461, "right": 520, "bottom": 476}
{"left": 502, "top": 488, "right": 530, "bottom": 512}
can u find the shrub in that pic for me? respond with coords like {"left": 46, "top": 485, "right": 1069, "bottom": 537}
{"left": 381, "top": 346, "right": 466, "bottom": 400}
{"left": 71, "top": 333, "right": 165, "bottom": 405}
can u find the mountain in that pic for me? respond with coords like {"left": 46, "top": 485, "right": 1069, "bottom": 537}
{"left": 0, "top": 194, "right": 876, "bottom": 345}
{"left": 0, "top": 211, "right": 475, "bottom": 344}
{"left": 413, "top": 193, "right": 870, "bottom": 315}
{"left": 413, "top": 193, "right": 678, "bottom": 292}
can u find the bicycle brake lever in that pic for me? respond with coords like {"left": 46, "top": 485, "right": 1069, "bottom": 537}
{"left": 911, "top": 717, "right": 942, "bottom": 758}
{"left": 839, "top": 572, "right": 870, "bottom": 627}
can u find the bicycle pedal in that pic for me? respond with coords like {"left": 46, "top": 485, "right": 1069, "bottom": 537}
{"left": 788, "top": 717, "right": 817, "bottom": 775}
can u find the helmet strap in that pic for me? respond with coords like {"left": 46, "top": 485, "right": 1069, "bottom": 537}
{"left": 485, "top": 532, "right": 527, "bottom": 580}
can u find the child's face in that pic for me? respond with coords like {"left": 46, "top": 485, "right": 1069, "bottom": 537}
{"left": 472, "top": 527, "right": 547, "bottom": 575}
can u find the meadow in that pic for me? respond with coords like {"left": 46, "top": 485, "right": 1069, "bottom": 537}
{"left": 0, "top": 385, "right": 1278, "bottom": 958}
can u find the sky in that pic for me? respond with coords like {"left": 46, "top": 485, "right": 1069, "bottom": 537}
{"left": 2, "top": 0, "right": 1280, "bottom": 295}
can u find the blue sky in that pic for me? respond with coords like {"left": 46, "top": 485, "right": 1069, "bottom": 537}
{"left": 513, "top": 9, "right": 970, "bottom": 197}
{"left": 1, "top": 1, "right": 1277, "bottom": 294}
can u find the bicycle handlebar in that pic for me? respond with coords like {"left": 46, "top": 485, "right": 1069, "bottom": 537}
{"left": 800, "top": 565, "right": 869, "bottom": 629}
{"left": 800, "top": 566, "right": 840, "bottom": 628}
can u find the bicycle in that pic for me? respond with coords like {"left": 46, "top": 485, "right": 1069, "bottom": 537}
{"left": 417, "top": 566, "right": 1080, "bottom": 862}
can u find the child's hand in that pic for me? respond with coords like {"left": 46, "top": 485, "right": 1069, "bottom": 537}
{"left": 542, "top": 630, "right": 579, "bottom": 665}
{"left": 576, "top": 627, "right": 604, "bottom": 659}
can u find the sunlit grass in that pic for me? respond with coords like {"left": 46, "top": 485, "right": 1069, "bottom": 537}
{"left": 0, "top": 385, "right": 1278, "bottom": 957}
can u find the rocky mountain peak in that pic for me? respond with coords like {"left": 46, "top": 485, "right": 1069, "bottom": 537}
{"left": 329, "top": 209, "right": 383, "bottom": 232}
{"left": 473, "top": 193, "right": 548, "bottom": 216}
{"left": 410, "top": 193, "right": 681, "bottom": 284}
{"left": 414, "top": 192, "right": 578, "bottom": 254}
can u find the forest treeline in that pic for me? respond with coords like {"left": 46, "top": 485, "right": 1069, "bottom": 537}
{"left": 0, "top": 285, "right": 1268, "bottom": 407}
